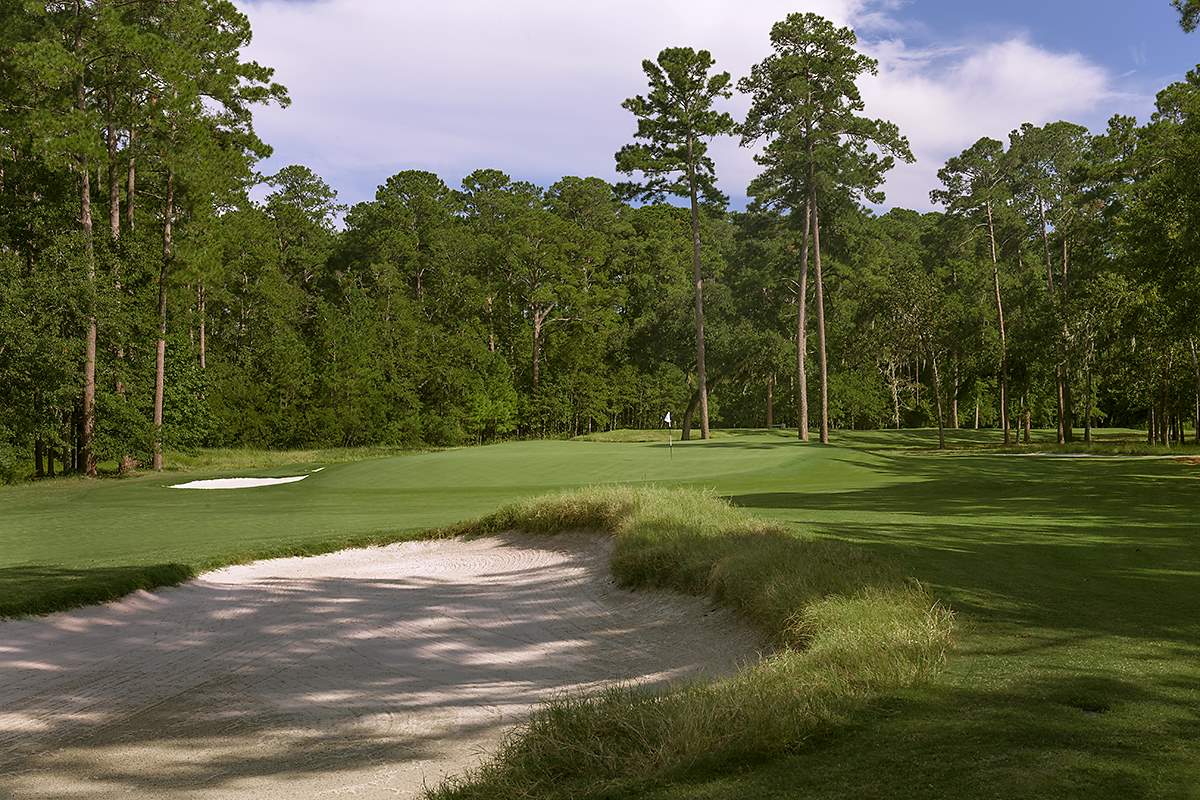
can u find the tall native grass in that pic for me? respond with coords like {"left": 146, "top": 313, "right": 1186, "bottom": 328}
{"left": 162, "top": 445, "right": 413, "bottom": 472}
{"left": 430, "top": 486, "right": 954, "bottom": 799}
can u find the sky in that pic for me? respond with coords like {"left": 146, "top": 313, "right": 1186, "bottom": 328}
{"left": 235, "top": 0, "right": 1199, "bottom": 212}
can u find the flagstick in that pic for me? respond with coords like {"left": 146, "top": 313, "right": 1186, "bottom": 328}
{"left": 663, "top": 411, "right": 673, "bottom": 461}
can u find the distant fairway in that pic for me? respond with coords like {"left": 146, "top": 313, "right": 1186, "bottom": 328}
{"left": 0, "top": 429, "right": 820, "bottom": 616}
{"left": 1, "top": 429, "right": 1198, "bottom": 798}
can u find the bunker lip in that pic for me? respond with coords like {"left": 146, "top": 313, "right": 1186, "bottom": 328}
{"left": 0, "top": 533, "right": 759, "bottom": 799}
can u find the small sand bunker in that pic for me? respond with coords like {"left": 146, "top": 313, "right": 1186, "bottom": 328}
{"left": 0, "top": 533, "right": 759, "bottom": 799}
{"left": 170, "top": 475, "right": 310, "bottom": 489}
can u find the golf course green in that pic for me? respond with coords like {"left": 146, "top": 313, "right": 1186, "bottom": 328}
{"left": 2, "top": 429, "right": 1197, "bottom": 798}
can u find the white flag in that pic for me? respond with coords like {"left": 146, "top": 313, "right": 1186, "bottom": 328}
{"left": 663, "top": 411, "right": 672, "bottom": 426}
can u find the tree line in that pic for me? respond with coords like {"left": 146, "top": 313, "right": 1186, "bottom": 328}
{"left": 2, "top": 4, "right": 1199, "bottom": 480}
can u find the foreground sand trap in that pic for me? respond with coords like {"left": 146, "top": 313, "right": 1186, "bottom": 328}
{"left": 0, "top": 534, "right": 759, "bottom": 799}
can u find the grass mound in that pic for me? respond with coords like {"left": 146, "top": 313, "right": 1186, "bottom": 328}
{"left": 431, "top": 486, "right": 954, "bottom": 799}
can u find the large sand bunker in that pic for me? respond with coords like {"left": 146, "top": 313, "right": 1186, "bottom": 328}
{"left": 0, "top": 534, "right": 759, "bottom": 799}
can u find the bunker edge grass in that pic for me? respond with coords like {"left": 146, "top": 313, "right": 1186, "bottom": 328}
{"left": 428, "top": 486, "right": 954, "bottom": 800}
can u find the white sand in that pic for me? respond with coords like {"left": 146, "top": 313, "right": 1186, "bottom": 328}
{"left": 0, "top": 534, "right": 759, "bottom": 799}
{"left": 170, "top": 475, "right": 311, "bottom": 489}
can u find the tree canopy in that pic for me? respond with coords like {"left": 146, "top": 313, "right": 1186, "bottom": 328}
{"left": 2, "top": 6, "right": 1199, "bottom": 481}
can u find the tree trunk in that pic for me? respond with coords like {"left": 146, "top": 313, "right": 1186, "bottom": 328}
{"left": 71, "top": 406, "right": 80, "bottom": 473}
{"left": 888, "top": 360, "right": 901, "bottom": 429}
{"left": 1159, "top": 379, "right": 1168, "bottom": 446}
{"left": 985, "top": 200, "right": 1010, "bottom": 445}
{"left": 46, "top": 446, "right": 56, "bottom": 478}
{"left": 1191, "top": 338, "right": 1200, "bottom": 445}
{"left": 1063, "top": 377, "right": 1075, "bottom": 443}
{"left": 198, "top": 283, "right": 206, "bottom": 370}
{"left": 1040, "top": 199, "right": 1069, "bottom": 445}
{"left": 931, "top": 353, "right": 946, "bottom": 450}
{"left": 126, "top": 129, "right": 136, "bottom": 231}
{"left": 153, "top": 169, "right": 173, "bottom": 471}
{"left": 1148, "top": 408, "right": 1155, "bottom": 445}
{"left": 1039, "top": 199, "right": 1056, "bottom": 294}
{"left": 974, "top": 396, "right": 980, "bottom": 430}
{"left": 1056, "top": 373, "right": 1067, "bottom": 444}
{"left": 950, "top": 358, "right": 960, "bottom": 429}
{"left": 686, "top": 137, "right": 710, "bottom": 440}
{"left": 681, "top": 385, "right": 699, "bottom": 441}
{"left": 531, "top": 309, "right": 543, "bottom": 393}
{"left": 1060, "top": 237, "right": 1074, "bottom": 443}
{"left": 485, "top": 295, "right": 495, "bottom": 352}
{"left": 107, "top": 91, "right": 120, "bottom": 239}
{"left": 796, "top": 196, "right": 812, "bottom": 441}
{"left": 812, "top": 205, "right": 830, "bottom": 444}
{"left": 1084, "top": 363, "right": 1094, "bottom": 443}
{"left": 35, "top": 440, "right": 44, "bottom": 479}
{"left": 78, "top": 73, "right": 98, "bottom": 478}
{"left": 766, "top": 374, "right": 774, "bottom": 429}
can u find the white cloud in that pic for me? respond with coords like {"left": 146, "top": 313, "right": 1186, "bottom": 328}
{"left": 862, "top": 36, "right": 1118, "bottom": 209}
{"left": 237, "top": 1, "right": 1127, "bottom": 211}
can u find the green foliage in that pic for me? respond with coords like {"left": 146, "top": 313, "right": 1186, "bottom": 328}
{"left": 162, "top": 336, "right": 214, "bottom": 451}
{"left": 615, "top": 48, "right": 736, "bottom": 207}
{"left": 740, "top": 12, "right": 913, "bottom": 210}
{"left": 3, "top": 6, "right": 1200, "bottom": 481}
{"left": 1176, "top": 0, "right": 1200, "bottom": 31}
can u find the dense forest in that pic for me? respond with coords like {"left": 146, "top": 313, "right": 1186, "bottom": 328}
{"left": 2, "top": 2, "right": 1200, "bottom": 480}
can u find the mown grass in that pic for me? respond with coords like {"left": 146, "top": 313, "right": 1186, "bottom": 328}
{"left": 993, "top": 440, "right": 1200, "bottom": 457}
{"left": 429, "top": 486, "right": 954, "bottom": 800}
{"left": 1, "top": 429, "right": 1197, "bottom": 796}
{"left": 573, "top": 429, "right": 733, "bottom": 443}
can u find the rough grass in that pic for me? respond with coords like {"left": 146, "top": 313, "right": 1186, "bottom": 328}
{"left": 430, "top": 486, "right": 954, "bottom": 800}
{"left": 158, "top": 445, "right": 413, "bottom": 472}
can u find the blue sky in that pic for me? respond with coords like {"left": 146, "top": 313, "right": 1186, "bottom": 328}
{"left": 896, "top": 1, "right": 1194, "bottom": 101}
{"left": 237, "top": 1, "right": 1199, "bottom": 212}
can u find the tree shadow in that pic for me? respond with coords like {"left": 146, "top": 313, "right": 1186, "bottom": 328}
{"left": 687, "top": 443, "right": 1200, "bottom": 798}
{"left": 0, "top": 564, "right": 197, "bottom": 618}
{"left": 655, "top": 664, "right": 1200, "bottom": 799}
{"left": 725, "top": 448, "right": 1200, "bottom": 669}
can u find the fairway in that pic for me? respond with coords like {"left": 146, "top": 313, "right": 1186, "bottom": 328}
{"left": 2, "top": 430, "right": 1197, "bottom": 797}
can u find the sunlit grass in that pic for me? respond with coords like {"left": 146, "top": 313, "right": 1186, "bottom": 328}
{"left": 573, "top": 429, "right": 733, "bottom": 443}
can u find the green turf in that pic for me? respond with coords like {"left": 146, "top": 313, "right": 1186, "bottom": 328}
{"left": 573, "top": 428, "right": 736, "bottom": 442}
{"left": 1, "top": 428, "right": 1197, "bottom": 797}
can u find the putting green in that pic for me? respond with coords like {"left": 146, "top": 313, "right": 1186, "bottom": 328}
{"left": 1, "top": 428, "right": 1198, "bottom": 798}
